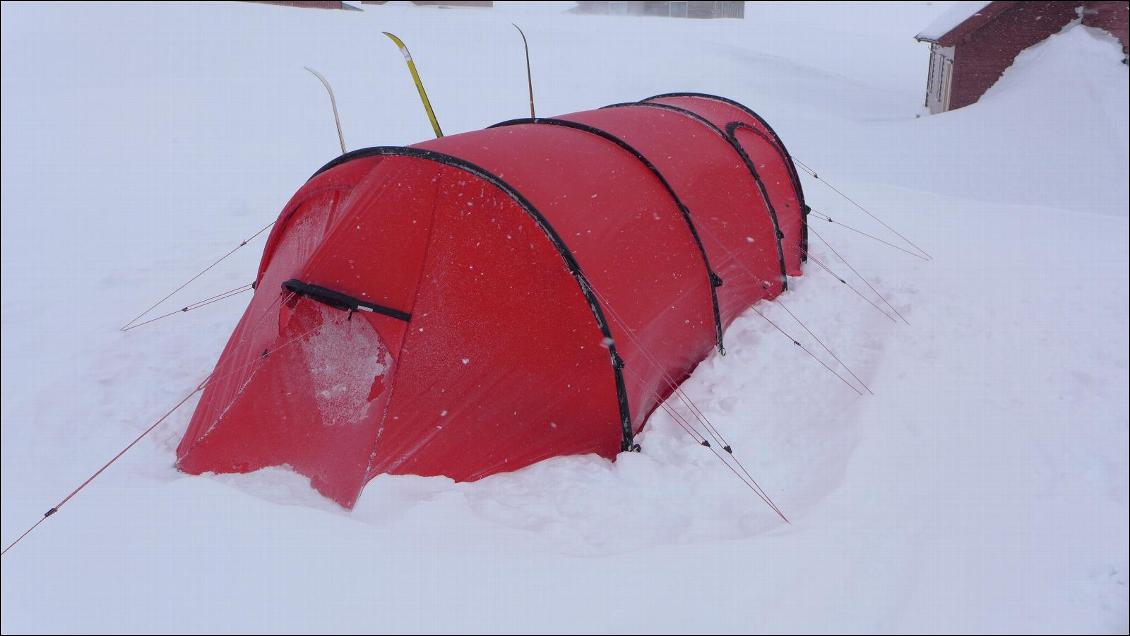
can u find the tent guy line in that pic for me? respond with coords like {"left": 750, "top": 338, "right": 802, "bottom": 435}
{"left": 622, "top": 363, "right": 788, "bottom": 523}
{"left": 793, "top": 157, "right": 933, "bottom": 261}
{"left": 773, "top": 297, "right": 874, "bottom": 395}
{"left": 803, "top": 252, "right": 901, "bottom": 323}
{"left": 3, "top": 289, "right": 339, "bottom": 557}
{"left": 692, "top": 217, "right": 874, "bottom": 394}
{"left": 808, "top": 209, "right": 930, "bottom": 261}
{"left": 118, "top": 219, "right": 276, "bottom": 332}
{"left": 120, "top": 283, "right": 254, "bottom": 332}
{"left": 811, "top": 228, "right": 910, "bottom": 325}
{"left": 1, "top": 378, "right": 210, "bottom": 557}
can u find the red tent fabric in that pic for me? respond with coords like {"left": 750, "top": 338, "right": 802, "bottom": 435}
{"left": 176, "top": 93, "right": 807, "bottom": 507}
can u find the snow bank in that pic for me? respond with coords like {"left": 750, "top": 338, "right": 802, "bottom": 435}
{"left": 807, "top": 20, "right": 1130, "bottom": 217}
{"left": 915, "top": 0, "right": 991, "bottom": 41}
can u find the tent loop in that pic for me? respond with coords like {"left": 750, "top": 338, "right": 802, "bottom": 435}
{"left": 610, "top": 350, "right": 625, "bottom": 370}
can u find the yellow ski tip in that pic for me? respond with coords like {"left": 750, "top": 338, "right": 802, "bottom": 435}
{"left": 383, "top": 32, "right": 413, "bottom": 62}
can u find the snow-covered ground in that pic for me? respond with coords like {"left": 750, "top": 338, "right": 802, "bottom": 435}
{"left": 2, "top": 1, "right": 1126, "bottom": 633}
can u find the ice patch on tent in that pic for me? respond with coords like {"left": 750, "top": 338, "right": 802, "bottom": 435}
{"left": 299, "top": 303, "right": 391, "bottom": 428}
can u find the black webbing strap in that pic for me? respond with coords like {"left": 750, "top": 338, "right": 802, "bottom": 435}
{"left": 283, "top": 279, "right": 411, "bottom": 322}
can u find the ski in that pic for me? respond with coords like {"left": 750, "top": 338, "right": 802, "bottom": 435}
{"left": 382, "top": 32, "right": 443, "bottom": 138}
{"left": 304, "top": 66, "right": 347, "bottom": 154}
{"left": 513, "top": 23, "right": 535, "bottom": 118}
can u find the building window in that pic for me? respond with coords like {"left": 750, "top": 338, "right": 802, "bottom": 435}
{"left": 609, "top": 1, "right": 628, "bottom": 15}
{"left": 669, "top": 1, "right": 688, "bottom": 18}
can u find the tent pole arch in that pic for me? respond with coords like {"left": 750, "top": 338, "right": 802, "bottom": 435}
{"left": 645, "top": 92, "right": 809, "bottom": 259}
{"left": 645, "top": 92, "right": 807, "bottom": 206}
{"left": 488, "top": 117, "right": 727, "bottom": 355}
{"left": 603, "top": 101, "right": 790, "bottom": 290}
{"left": 310, "top": 146, "right": 636, "bottom": 451}
{"left": 724, "top": 120, "right": 811, "bottom": 261}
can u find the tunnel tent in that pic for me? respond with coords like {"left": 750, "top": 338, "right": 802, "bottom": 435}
{"left": 176, "top": 93, "right": 808, "bottom": 508}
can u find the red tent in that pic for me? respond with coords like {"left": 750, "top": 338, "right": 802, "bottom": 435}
{"left": 176, "top": 93, "right": 808, "bottom": 507}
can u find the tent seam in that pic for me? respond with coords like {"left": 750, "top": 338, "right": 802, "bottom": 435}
{"left": 361, "top": 169, "right": 446, "bottom": 485}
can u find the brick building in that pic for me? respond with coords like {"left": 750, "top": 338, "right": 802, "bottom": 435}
{"left": 916, "top": 1, "right": 1128, "bottom": 113}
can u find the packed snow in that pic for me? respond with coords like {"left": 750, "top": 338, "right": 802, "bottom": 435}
{"left": 2, "top": 2, "right": 1127, "bottom": 633}
{"left": 915, "top": 0, "right": 991, "bottom": 41}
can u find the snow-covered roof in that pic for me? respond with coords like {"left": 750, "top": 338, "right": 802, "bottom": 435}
{"left": 916, "top": 1, "right": 993, "bottom": 42}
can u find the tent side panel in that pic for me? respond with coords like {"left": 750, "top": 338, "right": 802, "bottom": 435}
{"left": 646, "top": 95, "right": 806, "bottom": 274}
{"left": 488, "top": 116, "right": 728, "bottom": 354}
{"left": 177, "top": 157, "right": 446, "bottom": 507}
{"left": 605, "top": 101, "right": 791, "bottom": 286}
{"left": 730, "top": 124, "right": 805, "bottom": 272}
{"left": 255, "top": 156, "right": 384, "bottom": 285}
{"left": 647, "top": 92, "right": 806, "bottom": 203}
{"left": 416, "top": 126, "right": 717, "bottom": 435}
{"left": 179, "top": 181, "right": 358, "bottom": 463}
{"left": 559, "top": 106, "right": 785, "bottom": 328}
{"left": 367, "top": 164, "right": 624, "bottom": 481}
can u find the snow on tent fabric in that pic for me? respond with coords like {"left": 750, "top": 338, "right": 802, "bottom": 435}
{"left": 175, "top": 93, "right": 808, "bottom": 508}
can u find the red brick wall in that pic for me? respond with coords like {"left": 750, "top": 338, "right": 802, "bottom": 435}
{"left": 950, "top": 1, "right": 1079, "bottom": 109}
{"left": 1082, "top": 1, "right": 1129, "bottom": 53}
